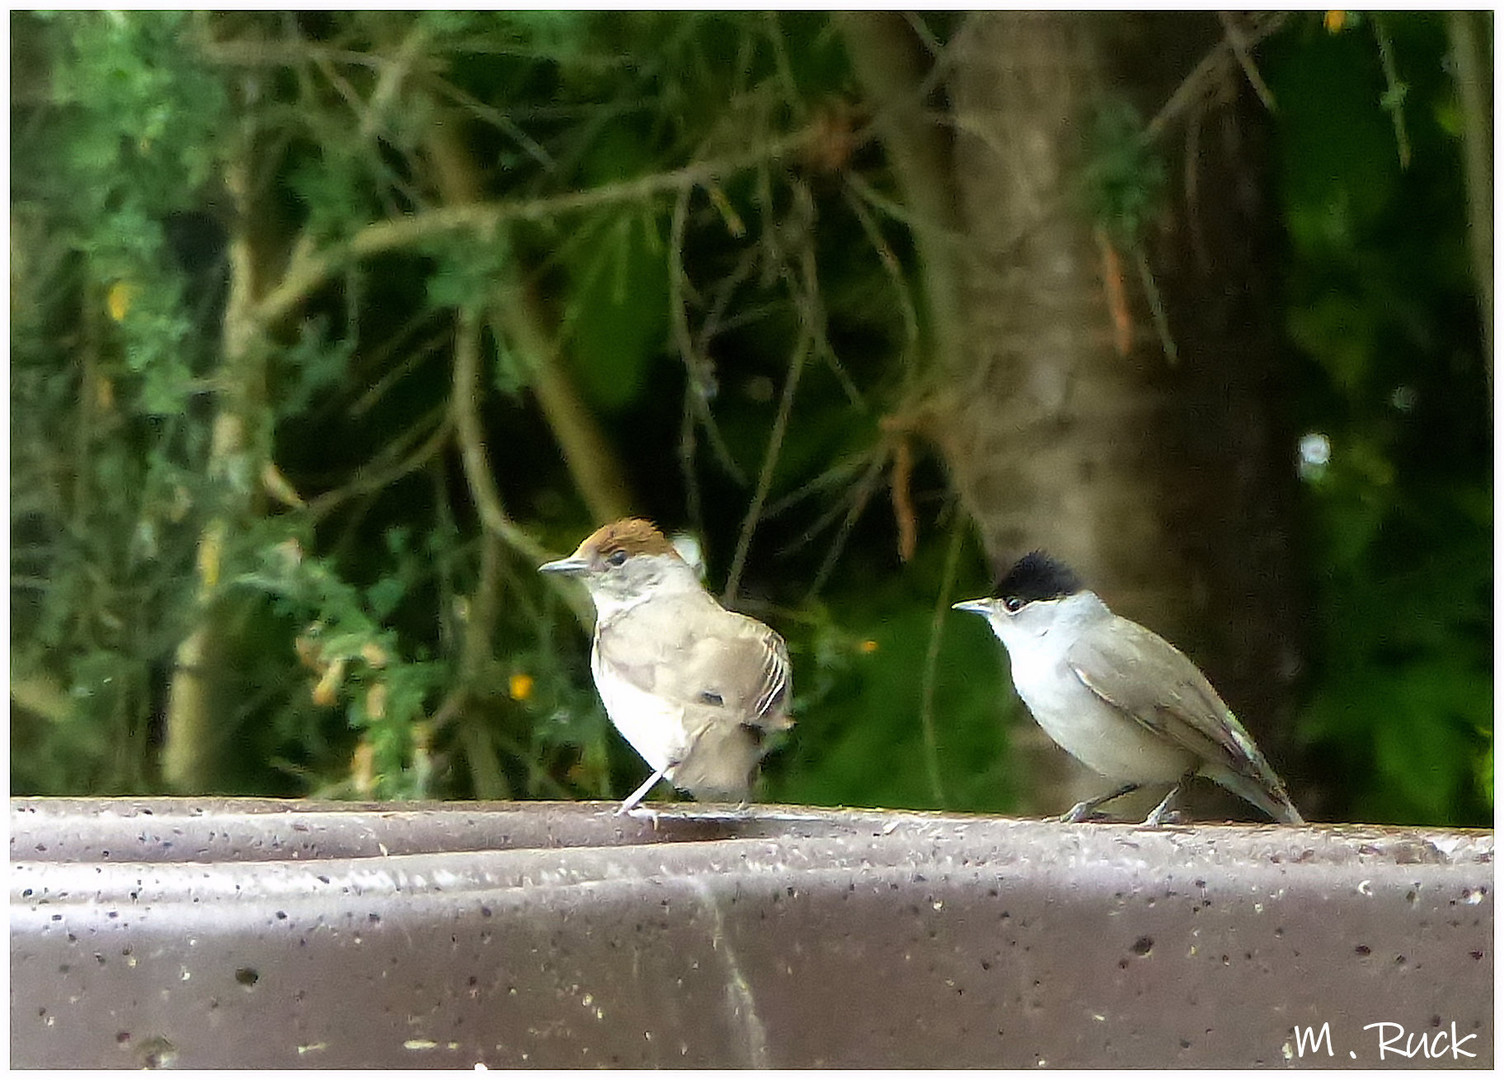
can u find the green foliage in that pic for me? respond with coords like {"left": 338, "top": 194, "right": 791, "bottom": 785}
{"left": 1082, "top": 98, "right": 1166, "bottom": 245}
{"left": 768, "top": 537, "right": 1017, "bottom": 812}
{"left": 229, "top": 533, "right": 445, "bottom": 798}
{"left": 1268, "top": 13, "right": 1492, "bottom": 824}
{"left": 11, "top": 11, "right": 1489, "bottom": 828}
{"left": 41, "top": 11, "right": 226, "bottom": 217}
{"left": 423, "top": 232, "right": 514, "bottom": 318}
{"left": 11, "top": 13, "right": 235, "bottom": 794}
{"left": 290, "top": 146, "right": 384, "bottom": 243}
{"left": 559, "top": 211, "right": 671, "bottom": 413}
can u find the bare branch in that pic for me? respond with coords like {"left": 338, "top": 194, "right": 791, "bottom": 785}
{"left": 1217, "top": 11, "right": 1277, "bottom": 113}
{"left": 669, "top": 186, "right": 747, "bottom": 487}
{"left": 256, "top": 129, "right": 816, "bottom": 332}
{"left": 200, "top": 38, "right": 396, "bottom": 71}
{"left": 361, "top": 23, "right": 430, "bottom": 141}
{"left": 493, "top": 281, "right": 634, "bottom": 523}
{"left": 448, "top": 312, "right": 594, "bottom": 632}
{"left": 807, "top": 453, "right": 888, "bottom": 598}
{"left": 307, "top": 407, "right": 452, "bottom": 520}
{"left": 1448, "top": 11, "right": 1494, "bottom": 388}
{"left": 450, "top": 313, "right": 550, "bottom": 567}
{"left": 1373, "top": 16, "right": 1411, "bottom": 169}
{"left": 1134, "top": 248, "right": 1179, "bottom": 367}
{"left": 842, "top": 179, "right": 921, "bottom": 359}
{"left": 917, "top": 517, "right": 966, "bottom": 807}
{"left": 349, "top": 325, "right": 448, "bottom": 418}
{"left": 1148, "top": 12, "right": 1288, "bottom": 141}
{"left": 723, "top": 332, "right": 810, "bottom": 606}
{"left": 427, "top": 75, "right": 557, "bottom": 171}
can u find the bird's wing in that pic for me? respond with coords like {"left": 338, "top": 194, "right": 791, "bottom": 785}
{"left": 596, "top": 596, "right": 792, "bottom": 732}
{"left": 1065, "top": 616, "right": 1277, "bottom": 783}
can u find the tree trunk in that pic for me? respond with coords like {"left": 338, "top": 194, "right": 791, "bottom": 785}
{"left": 162, "top": 148, "right": 273, "bottom": 793}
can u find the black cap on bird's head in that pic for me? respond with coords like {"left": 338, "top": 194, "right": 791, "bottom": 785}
{"left": 994, "top": 551, "right": 1083, "bottom": 608}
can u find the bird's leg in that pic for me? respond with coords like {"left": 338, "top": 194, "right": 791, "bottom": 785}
{"left": 616, "top": 766, "right": 669, "bottom": 816}
{"left": 1142, "top": 769, "right": 1199, "bottom": 827}
{"left": 1062, "top": 782, "right": 1141, "bottom": 823}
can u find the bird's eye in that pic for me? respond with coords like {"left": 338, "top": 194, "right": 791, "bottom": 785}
{"left": 1003, "top": 596, "right": 1025, "bottom": 613}
{"left": 605, "top": 549, "right": 627, "bottom": 568}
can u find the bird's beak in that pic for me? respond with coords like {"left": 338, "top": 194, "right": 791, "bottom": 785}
{"left": 539, "top": 555, "right": 590, "bottom": 576}
{"left": 951, "top": 598, "right": 995, "bottom": 616}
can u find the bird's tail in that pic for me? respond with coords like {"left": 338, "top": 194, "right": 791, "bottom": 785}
{"left": 1209, "top": 766, "right": 1305, "bottom": 825}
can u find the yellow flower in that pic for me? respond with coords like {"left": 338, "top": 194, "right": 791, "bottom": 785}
{"left": 106, "top": 281, "right": 138, "bottom": 322}
{"left": 351, "top": 739, "right": 376, "bottom": 798}
{"left": 312, "top": 657, "right": 346, "bottom": 707}
{"left": 365, "top": 680, "right": 388, "bottom": 721}
{"left": 509, "top": 673, "right": 535, "bottom": 702}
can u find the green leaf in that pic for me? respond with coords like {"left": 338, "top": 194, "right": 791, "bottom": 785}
{"left": 559, "top": 210, "right": 669, "bottom": 412}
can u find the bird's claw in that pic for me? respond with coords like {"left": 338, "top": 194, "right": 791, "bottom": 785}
{"left": 616, "top": 804, "right": 661, "bottom": 829}
{"left": 1061, "top": 804, "right": 1114, "bottom": 824}
{"left": 1061, "top": 802, "right": 1092, "bottom": 823}
{"left": 1140, "top": 807, "right": 1184, "bottom": 828}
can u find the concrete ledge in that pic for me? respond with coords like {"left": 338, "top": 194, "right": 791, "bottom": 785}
{"left": 10, "top": 798, "right": 1493, "bottom": 1068}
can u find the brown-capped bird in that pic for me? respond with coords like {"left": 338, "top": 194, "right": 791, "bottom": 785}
{"left": 540, "top": 519, "right": 792, "bottom": 813}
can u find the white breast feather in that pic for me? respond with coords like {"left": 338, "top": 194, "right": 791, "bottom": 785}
{"left": 591, "top": 646, "right": 689, "bottom": 773}
{"left": 1006, "top": 634, "right": 1191, "bottom": 784}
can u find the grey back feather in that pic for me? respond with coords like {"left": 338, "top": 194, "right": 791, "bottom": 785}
{"left": 1066, "top": 615, "right": 1295, "bottom": 809}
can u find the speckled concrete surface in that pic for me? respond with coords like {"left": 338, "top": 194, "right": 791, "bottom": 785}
{"left": 10, "top": 799, "right": 1492, "bottom": 1068}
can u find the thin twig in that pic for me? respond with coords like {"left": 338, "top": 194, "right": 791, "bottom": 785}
{"left": 798, "top": 454, "right": 883, "bottom": 552}
{"left": 694, "top": 244, "right": 759, "bottom": 352}
{"left": 257, "top": 129, "right": 816, "bottom": 332}
{"left": 1183, "top": 104, "right": 1210, "bottom": 273}
{"left": 1217, "top": 11, "right": 1277, "bottom": 113}
{"left": 842, "top": 179, "right": 920, "bottom": 357}
{"left": 1147, "top": 12, "right": 1288, "bottom": 141}
{"left": 307, "top": 407, "right": 452, "bottom": 520}
{"left": 889, "top": 434, "right": 918, "bottom": 562}
{"left": 428, "top": 76, "right": 557, "bottom": 171}
{"left": 679, "top": 390, "right": 704, "bottom": 544}
{"left": 917, "top": 518, "right": 965, "bottom": 807}
{"left": 360, "top": 23, "right": 430, "bottom": 142}
{"left": 900, "top": 11, "right": 945, "bottom": 59}
{"left": 723, "top": 333, "right": 810, "bottom": 605}
{"left": 1373, "top": 16, "right": 1411, "bottom": 169}
{"left": 449, "top": 313, "right": 553, "bottom": 569}
{"left": 778, "top": 183, "right": 864, "bottom": 410}
{"left": 669, "top": 185, "right": 746, "bottom": 484}
{"left": 1134, "top": 248, "right": 1179, "bottom": 366}
{"left": 200, "top": 38, "right": 396, "bottom": 70}
{"left": 765, "top": 449, "right": 875, "bottom": 519}
{"left": 349, "top": 324, "right": 447, "bottom": 417}
{"left": 1448, "top": 11, "right": 1493, "bottom": 389}
{"left": 764, "top": 12, "right": 804, "bottom": 116}
{"left": 446, "top": 523, "right": 513, "bottom": 800}
{"left": 806, "top": 450, "right": 889, "bottom": 598}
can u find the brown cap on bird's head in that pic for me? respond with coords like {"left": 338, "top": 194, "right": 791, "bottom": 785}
{"left": 583, "top": 518, "right": 678, "bottom": 560}
{"left": 539, "top": 518, "right": 681, "bottom": 576}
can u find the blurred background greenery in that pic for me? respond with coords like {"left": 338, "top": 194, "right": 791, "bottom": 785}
{"left": 10, "top": 11, "right": 1491, "bottom": 826}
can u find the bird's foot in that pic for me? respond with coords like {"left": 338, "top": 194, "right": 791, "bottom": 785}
{"left": 1061, "top": 801, "right": 1106, "bottom": 824}
{"left": 1140, "top": 775, "right": 1193, "bottom": 827}
{"left": 1061, "top": 782, "right": 1142, "bottom": 823}
{"left": 1140, "top": 807, "right": 1185, "bottom": 827}
{"left": 616, "top": 803, "right": 661, "bottom": 830}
